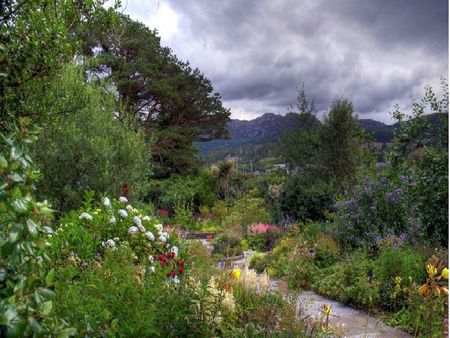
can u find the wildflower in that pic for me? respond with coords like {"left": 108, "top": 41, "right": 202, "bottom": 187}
{"left": 79, "top": 212, "right": 93, "bottom": 221}
{"left": 143, "top": 215, "right": 151, "bottom": 221}
{"left": 426, "top": 264, "right": 438, "bottom": 277}
{"left": 443, "top": 287, "right": 449, "bottom": 296}
{"left": 322, "top": 304, "right": 332, "bottom": 315}
{"left": 133, "top": 216, "right": 142, "bottom": 227}
{"left": 418, "top": 284, "right": 429, "bottom": 296}
{"left": 155, "top": 223, "right": 163, "bottom": 232}
{"left": 230, "top": 269, "right": 240, "bottom": 281}
{"left": 109, "top": 217, "right": 116, "bottom": 224}
{"left": 150, "top": 266, "right": 156, "bottom": 273}
{"left": 118, "top": 209, "right": 128, "bottom": 218}
{"left": 170, "top": 246, "right": 179, "bottom": 257}
{"left": 222, "top": 291, "right": 235, "bottom": 312}
{"left": 128, "top": 226, "right": 139, "bottom": 234}
{"left": 441, "top": 268, "right": 448, "bottom": 280}
{"left": 158, "top": 234, "right": 167, "bottom": 242}
{"left": 119, "top": 196, "right": 128, "bottom": 203}
{"left": 145, "top": 231, "right": 155, "bottom": 241}
{"left": 103, "top": 197, "right": 112, "bottom": 208}
{"left": 148, "top": 255, "right": 154, "bottom": 263}
{"left": 102, "top": 239, "right": 116, "bottom": 248}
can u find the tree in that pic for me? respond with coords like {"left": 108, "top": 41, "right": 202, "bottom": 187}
{"left": 32, "top": 65, "right": 150, "bottom": 212}
{"left": 320, "top": 98, "right": 363, "bottom": 191}
{"left": 82, "top": 14, "right": 230, "bottom": 177}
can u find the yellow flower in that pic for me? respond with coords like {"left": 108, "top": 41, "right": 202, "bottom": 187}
{"left": 394, "top": 276, "right": 402, "bottom": 285}
{"left": 440, "top": 268, "right": 448, "bottom": 280}
{"left": 442, "top": 287, "right": 448, "bottom": 296}
{"left": 230, "top": 269, "right": 240, "bottom": 281}
{"left": 426, "top": 264, "right": 437, "bottom": 277}
{"left": 322, "top": 304, "right": 332, "bottom": 315}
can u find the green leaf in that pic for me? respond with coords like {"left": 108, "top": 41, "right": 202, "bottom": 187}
{"left": 11, "top": 197, "right": 31, "bottom": 215}
{"left": 0, "top": 156, "right": 7, "bottom": 169}
{"left": 56, "top": 327, "right": 78, "bottom": 338}
{"left": 28, "top": 316, "right": 42, "bottom": 334}
{"left": 10, "top": 145, "right": 23, "bottom": 160}
{"left": 26, "top": 219, "right": 38, "bottom": 237}
{"left": 36, "top": 288, "right": 55, "bottom": 301}
{"left": 45, "top": 269, "right": 55, "bottom": 287}
{"left": 9, "top": 223, "right": 23, "bottom": 243}
{"left": 39, "top": 301, "right": 52, "bottom": 316}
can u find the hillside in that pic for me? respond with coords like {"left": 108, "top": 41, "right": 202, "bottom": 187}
{"left": 196, "top": 113, "right": 447, "bottom": 164}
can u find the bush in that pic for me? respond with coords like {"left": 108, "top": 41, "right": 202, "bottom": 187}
{"left": 33, "top": 65, "right": 150, "bottom": 212}
{"left": 280, "top": 174, "right": 334, "bottom": 222}
{"left": 212, "top": 233, "right": 243, "bottom": 257}
{"left": 314, "top": 234, "right": 340, "bottom": 268}
{"left": 248, "top": 253, "right": 269, "bottom": 273}
{"left": 333, "top": 173, "right": 417, "bottom": 249}
{"left": 247, "top": 224, "right": 281, "bottom": 252}
{"left": 225, "top": 195, "right": 271, "bottom": 229}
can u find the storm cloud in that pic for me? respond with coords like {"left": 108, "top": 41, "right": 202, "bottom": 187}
{"left": 121, "top": 0, "right": 448, "bottom": 123}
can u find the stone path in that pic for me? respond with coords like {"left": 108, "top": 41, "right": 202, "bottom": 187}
{"left": 232, "top": 253, "right": 412, "bottom": 338}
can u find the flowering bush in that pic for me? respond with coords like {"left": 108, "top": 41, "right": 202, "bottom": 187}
{"left": 333, "top": 173, "right": 418, "bottom": 249}
{"left": 247, "top": 223, "right": 281, "bottom": 252}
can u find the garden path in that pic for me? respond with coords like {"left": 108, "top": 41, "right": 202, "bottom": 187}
{"left": 232, "top": 253, "right": 412, "bottom": 338}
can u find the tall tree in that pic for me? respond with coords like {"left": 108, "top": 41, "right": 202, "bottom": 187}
{"left": 83, "top": 14, "right": 230, "bottom": 177}
{"left": 320, "top": 98, "right": 363, "bottom": 191}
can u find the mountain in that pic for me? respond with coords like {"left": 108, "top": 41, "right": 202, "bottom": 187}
{"left": 196, "top": 113, "right": 447, "bottom": 164}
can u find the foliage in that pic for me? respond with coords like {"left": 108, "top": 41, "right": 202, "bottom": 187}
{"left": 224, "top": 194, "right": 271, "bottom": 230}
{"left": 32, "top": 65, "right": 150, "bottom": 212}
{"left": 247, "top": 224, "right": 281, "bottom": 252}
{"left": 83, "top": 14, "right": 230, "bottom": 177}
{"left": 212, "top": 233, "right": 243, "bottom": 258}
{"left": 280, "top": 174, "right": 334, "bottom": 222}
{"left": 314, "top": 234, "right": 340, "bottom": 268}
{"left": 0, "top": 118, "right": 72, "bottom": 336}
{"left": 333, "top": 172, "right": 417, "bottom": 249}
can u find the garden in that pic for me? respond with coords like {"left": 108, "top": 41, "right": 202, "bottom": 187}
{"left": 0, "top": 1, "right": 448, "bottom": 337}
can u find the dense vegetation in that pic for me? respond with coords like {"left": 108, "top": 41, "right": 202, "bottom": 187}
{"left": 0, "top": 1, "right": 447, "bottom": 337}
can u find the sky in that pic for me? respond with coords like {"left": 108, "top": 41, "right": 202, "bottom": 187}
{"left": 118, "top": 0, "right": 448, "bottom": 123}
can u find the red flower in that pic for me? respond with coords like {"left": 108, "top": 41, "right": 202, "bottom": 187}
{"left": 167, "top": 270, "right": 176, "bottom": 277}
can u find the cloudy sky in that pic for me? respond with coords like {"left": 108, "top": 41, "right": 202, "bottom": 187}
{"left": 119, "top": 0, "right": 448, "bottom": 123}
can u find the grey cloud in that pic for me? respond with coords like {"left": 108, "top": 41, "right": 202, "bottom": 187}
{"left": 125, "top": 0, "right": 448, "bottom": 123}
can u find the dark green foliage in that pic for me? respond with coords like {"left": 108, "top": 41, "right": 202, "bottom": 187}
{"left": 280, "top": 174, "right": 334, "bottom": 222}
{"left": 32, "top": 66, "right": 150, "bottom": 212}
{"left": 212, "top": 233, "right": 243, "bottom": 257}
{"left": 84, "top": 14, "right": 230, "bottom": 177}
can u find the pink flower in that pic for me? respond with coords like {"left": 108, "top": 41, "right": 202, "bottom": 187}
{"left": 248, "top": 223, "right": 280, "bottom": 234}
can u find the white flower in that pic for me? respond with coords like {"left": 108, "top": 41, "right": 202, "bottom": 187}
{"left": 118, "top": 209, "right": 128, "bottom": 218}
{"left": 171, "top": 276, "right": 180, "bottom": 285}
{"left": 119, "top": 196, "right": 128, "bottom": 203}
{"left": 158, "top": 234, "right": 167, "bottom": 242}
{"left": 145, "top": 231, "right": 155, "bottom": 241}
{"left": 103, "top": 197, "right": 112, "bottom": 208}
{"left": 148, "top": 255, "right": 154, "bottom": 263}
{"left": 133, "top": 216, "right": 142, "bottom": 227}
{"left": 128, "top": 226, "right": 139, "bottom": 234}
{"left": 170, "top": 246, "right": 179, "bottom": 257}
{"left": 150, "top": 266, "right": 156, "bottom": 273}
{"left": 109, "top": 217, "right": 116, "bottom": 224}
{"left": 138, "top": 225, "right": 146, "bottom": 233}
{"left": 126, "top": 204, "right": 134, "bottom": 211}
{"left": 79, "top": 212, "right": 93, "bottom": 221}
{"left": 155, "top": 223, "right": 163, "bottom": 232}
{"left": 102, "top": 239, "right": 116, "bottom": 248}
{"left": 143, "top": 216, "right": 151, "bottom": 221}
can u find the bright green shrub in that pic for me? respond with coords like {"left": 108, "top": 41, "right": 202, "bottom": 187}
{"left": 224, "top": 195, "right": 271, "bottom": 229}
{"left": 313, "top": 265, "right": 347, "bottom": 302}
{"left": 248, "top": 253, "right": 268, "bottom": 273}
{"left": 314, "top": 234, "right": 340, "bottom": 268}
{"left": 33, "top": 65, "right": 150, "bottom": 212}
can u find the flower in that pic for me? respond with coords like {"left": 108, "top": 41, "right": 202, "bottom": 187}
{"left": 103, "top": 197, "right": 112, "bottom": 208}
{"left": 128, "top": 226, "right": 139, "bottom": 234}
{"left": 170, "top": 246, "right": 179, "bottom": 257}
{"left": 109, "top": 217, "right": 116, "bottom": 224}
{"left": 441, "top": 268, "right": 448, "bottom": 280}
{"left": 158, "top": 234, "right": 167, "bottom": 242}
{"left": 102, "top": 239, "right": 116, "bottom": 248}
{"left": 148, "top": 255, "right": 154, "bottom": 263}
{"left": 155, "top": 223, "right": 163, "bottom": 232}
{"left": 171, "top": 275, "right": 180, "bottom": 285}
{"left": 118, "top": 209, "right": 128, "bottom": 218}
{"left": 230, "top": 269, "right": 240, "bottom": 281}
{"left": 79, "top": 212, "right": 93, "bottom": 221}
{"left": 126, "top": 204, "right": 134, "bottom": 211}
{"left": 143, "top": 215, "right": 151, "bottom": 221}
{"left": 145, "top": 231, "right": 155, "bottom": 241}
{"left": 119, "top": 196, "right": 128, "bottom": 203}
{"left": 427, "top": 264, "right": 438, "bottom": 277}
{"left": 133, "top": 216, "right": 142, "bottom": 227}
{"left": 322, "top": 304, "right": 332, "bottom": 315}
{"left": 418, "top": 284, "right": 429, "bottom": 296}
{"left": 150, "top": 266, "right": 156, "bottom": 273}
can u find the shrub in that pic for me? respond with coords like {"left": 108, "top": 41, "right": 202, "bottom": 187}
{"left": 333, "top": 173, "right": 417, "bottom": 249}
{"left": 248, "top": 253, "right": 269, "bottom": 273}
{"left": 247, "top": 224, "right": 281, "bottom": 252}
{"left": 224, "top": 195, "right": 271, "bottom": 229}
{"left": 33, "top": 65, "right": 150, "bottom": 212}
{"left": 314, "top": 234, "right": 340, "bottom": 268}
{"left": 212, "top": 233, "right": 243, "bottom": 257}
